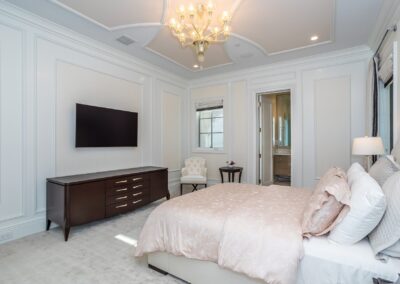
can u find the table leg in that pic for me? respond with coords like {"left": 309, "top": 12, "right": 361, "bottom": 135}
{"left": 239, "top": 170, "right": 243, "bottom": 183}
{"left": 220, "top": 169, "right": 224, "bottom": 183}
{"left": 232, "top": 172, "right": 235, "bottom": 183}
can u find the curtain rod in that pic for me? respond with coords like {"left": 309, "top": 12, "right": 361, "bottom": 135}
{"left": 374, "top": 24, "right": 397, "bottom": 56}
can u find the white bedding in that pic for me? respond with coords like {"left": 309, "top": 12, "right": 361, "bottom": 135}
{"left": 299, "top": 236, "right": 400, "bottom": 283}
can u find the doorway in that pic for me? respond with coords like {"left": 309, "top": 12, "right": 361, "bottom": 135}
{"left": 257, "top": 91, "right": 291, "bottom": 186}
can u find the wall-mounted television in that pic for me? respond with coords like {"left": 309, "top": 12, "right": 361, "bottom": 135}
{"left": 75, "top": 103, "right": 138, "bottom": 147}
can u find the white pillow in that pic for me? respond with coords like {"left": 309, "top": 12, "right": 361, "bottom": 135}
{"left": 347, "top": 162, "right": 366, "bottom": 187}
{"left": 381, "top": 240, "right": 400, "bottom": 257}
{"left": 328, "top": 172, "right": 386, "bottom": 245}
{"left": 369, "top": 171, "right": 400, "bottom": 256}
{"left": 368, "top": 155, "right": 400, "bottom": 187}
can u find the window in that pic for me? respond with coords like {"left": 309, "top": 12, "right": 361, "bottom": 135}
{"left": 197, "top": 106, "right": 224, "bottom": 149}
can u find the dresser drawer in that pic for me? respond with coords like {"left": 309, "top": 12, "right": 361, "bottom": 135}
{"left": 106, "top": 201, "right": 132, "bottom": 217}
{"left": 109, "top": 177, "right": 131, "bottom": 187}
{"left": 106, "top": 192, "right": 130, "bottom": 205}
{"left": 106, "top": 185, "right": 131, "bottom": 196}
{"left": 131, "top": 194, "right": 150, "bottom": 209}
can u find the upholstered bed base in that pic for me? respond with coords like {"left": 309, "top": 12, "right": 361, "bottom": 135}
{"left": 148, "top": 252, "right": 399, "bottom": 284}
{"left": 148, "top": 252, "right": 264, "bottom": 284}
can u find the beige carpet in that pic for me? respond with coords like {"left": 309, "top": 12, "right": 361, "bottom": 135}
{"left": 0, "top": 200, "right": 183, "bottom": 284}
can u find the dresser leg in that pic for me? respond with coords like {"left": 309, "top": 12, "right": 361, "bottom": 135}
{"left": 166, "top": 190, "right": 170, "bottom": 200}
{"left": 46, "top": 219, "right": 51, "bottom": 231}
{"left": 64, "top": 226, "right": 70, "bottom": 242}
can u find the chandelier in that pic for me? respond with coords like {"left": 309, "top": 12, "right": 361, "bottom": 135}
{"left": 168, "top": 1, "right": 231, "bottom": 63}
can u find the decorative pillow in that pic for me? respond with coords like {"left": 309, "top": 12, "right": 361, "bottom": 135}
{"left": 368, "top": 155, "right": 400, "bottom": 187}
{"left": 347, "top": 162, "right": 366, "bottom": 187}
{"left": 302, "top": 168, "right": 351, "bottom": 238}
{"left": 369, "top": 171, "right": 400, "bottom": 256}
{"left": 328, "top": 172, "right": 386, "bottom": 245}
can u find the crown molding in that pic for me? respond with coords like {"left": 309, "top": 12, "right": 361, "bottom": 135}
{"left": 189, "top": 45, "right": 372, "bottom": 86}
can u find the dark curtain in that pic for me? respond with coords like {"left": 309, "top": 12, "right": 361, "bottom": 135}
{"left": 372, "top": 56, "right": 379, "bottom": 163}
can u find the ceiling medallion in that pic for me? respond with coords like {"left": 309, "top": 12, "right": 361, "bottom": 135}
{"left": 168, "top": 2, "right": 231, "bottom": 63}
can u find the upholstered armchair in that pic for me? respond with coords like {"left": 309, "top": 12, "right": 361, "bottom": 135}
{"left": 180, "top": 157, "right": 207, "bottom": 195}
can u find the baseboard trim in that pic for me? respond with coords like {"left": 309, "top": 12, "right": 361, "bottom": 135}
{"left": 0, "top": 215, "right": 46, "bottom": 245}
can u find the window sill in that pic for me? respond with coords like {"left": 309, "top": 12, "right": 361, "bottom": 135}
{"left": 192, "top": 148, "right": 227, "bottom": 155}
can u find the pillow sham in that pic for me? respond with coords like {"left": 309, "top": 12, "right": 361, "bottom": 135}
{"left": 347, "top": 162, "right": 366, "bottom": 187}
{"left": 368, "top": 155, "right": 400, "bottom": 187}
{"left": 328, "top": 172, "right": 386, "bottom": 245}
{"left": 302, "top": 167, "right": 351, "bottom": 238}
{"left": 369, "top": 171, "right": 400, "bottom": 256}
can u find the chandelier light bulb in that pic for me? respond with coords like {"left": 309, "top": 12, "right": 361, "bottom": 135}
{"left": 188, "top": 4, "right": 195, "bottom": 16}
{"left": 221, "top": 10, "right": 230, "bottom": 22}
{"left": 207, "top": 1, "right": 214, "bottom": 12}
{"left": 178, "top": 4, "right": 185, "bottom": 14}
{"left": 169, "top": 18, "right": 177, "bottom": 28}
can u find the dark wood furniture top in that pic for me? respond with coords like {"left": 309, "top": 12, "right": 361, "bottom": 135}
{"left": 46, "top": 166, "right": 169, "bottom": 241}
{"left": 219, "top": 166, "right": 243, "bottom": 183}
{"left": 47, "top": 166, "right": 166, "bottom": 185}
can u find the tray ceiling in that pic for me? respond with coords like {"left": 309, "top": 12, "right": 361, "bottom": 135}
{"left": 5, "top": 0, "right": 384, "bottom": 78}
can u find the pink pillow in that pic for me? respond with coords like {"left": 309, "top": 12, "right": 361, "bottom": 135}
{"left": 302, "top": 167, "right": 351, "bottom": 237}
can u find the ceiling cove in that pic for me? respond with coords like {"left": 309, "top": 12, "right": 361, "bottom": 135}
{"left": 51, "top": 0, "right": 336, "bottom": 71}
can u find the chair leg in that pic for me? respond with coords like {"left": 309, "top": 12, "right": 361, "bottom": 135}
{"left": 180, "top": 184, "right": 183, "bottom": 195}
{"left": 192, "top": 184, "right": 198, "bottom": 192}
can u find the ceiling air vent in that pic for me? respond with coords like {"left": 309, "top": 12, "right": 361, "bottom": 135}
{"left": 116, "top": 35, "right": 135, "bottom": 46}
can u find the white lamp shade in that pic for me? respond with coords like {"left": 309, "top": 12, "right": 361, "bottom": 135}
{"left": 352, "top": 137, "right": 385, "bottom": 155}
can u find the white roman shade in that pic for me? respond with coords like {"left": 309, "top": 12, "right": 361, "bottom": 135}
{"left": 377, "top": 34, "right": 394, "bottom": 86}
{"left": 195, "top": 99, "right": 223, "bottom": 111}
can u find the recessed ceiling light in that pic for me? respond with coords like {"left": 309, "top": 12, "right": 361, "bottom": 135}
{"left": 193, "top": 64, "right": 199, "bottom": 68}
{"left": 310, "top": 35, "right": 319, "bottom": 41}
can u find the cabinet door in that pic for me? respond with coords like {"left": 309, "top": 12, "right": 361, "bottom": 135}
{"left": 150, "top": 170, "right": 168, "bottom": 202}
{"left": 68, "top": 181, "right": 105, "bottom": 226}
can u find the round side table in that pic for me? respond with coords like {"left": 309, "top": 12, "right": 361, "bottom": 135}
{"left": 219, "top": 166, "right": 243, "bottom": 183}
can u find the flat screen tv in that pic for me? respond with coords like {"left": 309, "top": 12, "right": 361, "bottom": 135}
{"left": 75, "top": 103, "right": 138, "bottom": 147}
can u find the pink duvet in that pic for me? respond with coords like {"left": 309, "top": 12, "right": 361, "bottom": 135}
{"left": 135, "top": 183, "right": 312, "bottom": 284}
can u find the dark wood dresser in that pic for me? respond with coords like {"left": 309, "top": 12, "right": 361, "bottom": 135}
{"left": 46, "top": 166, "right": 169, "bottom": 241}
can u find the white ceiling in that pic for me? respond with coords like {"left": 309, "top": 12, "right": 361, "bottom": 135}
{"left": 5, "top": 0, "right": 385, "bottom": 79}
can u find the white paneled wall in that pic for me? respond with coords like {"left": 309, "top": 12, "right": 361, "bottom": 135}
{"left": 189, "top": 48, "right": 370, "bottom": 188}
{"left": 0, "top": 23, "right": 24, "bottom": 223}
{"left": 0, "top": 3, "right": 187, "bottom": 244}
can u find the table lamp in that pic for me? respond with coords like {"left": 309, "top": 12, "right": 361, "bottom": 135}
{"left": 352, "top": 136, "right": 385, "bottom": 170}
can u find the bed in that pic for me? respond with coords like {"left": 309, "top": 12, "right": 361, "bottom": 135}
{"left": 135, "top": 183, "right": 400, "bottom": 284}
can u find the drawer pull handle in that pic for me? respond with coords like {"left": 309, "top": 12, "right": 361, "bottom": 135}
{"left": 133, "top": 192, "right": 142, "bottom": 197}
{"left": 116, "top": 188, "right": 128, "bottom": 192}
{"left": 132, "top": 177, "right": 142, "bottom": 181}
{"left": 132, "top": 199, "right": 142, "bottom": 204}
{"left": 116, "top": 204, "right": 128, "bottom": 208}
{"left": 115, "top": 180, "right": 128, "bottom": 184}
{"left": 133, "top": 185, "right": 143, "bottom": 189}
{"left": 116, "top": 196, "right": 128, "bottom": 200}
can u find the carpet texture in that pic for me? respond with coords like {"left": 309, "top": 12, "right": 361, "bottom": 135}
{"left": 0, "top": 200, "right": 182, "bottom": 284}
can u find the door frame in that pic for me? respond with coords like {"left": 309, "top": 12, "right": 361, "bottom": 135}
{"left": 248, "top": 83, "right": 301, "bottom": 187}
{"left": 256, "top": 90, "right": 291, "bottom": 186}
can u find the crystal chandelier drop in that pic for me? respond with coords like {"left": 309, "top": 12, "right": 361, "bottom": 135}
{"left": 168, "top": 1, "right": 231, "bottom": 63}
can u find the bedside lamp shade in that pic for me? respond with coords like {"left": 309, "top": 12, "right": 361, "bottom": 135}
{"left": 352, "top": 137, "right": 385, "bottom": 155}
